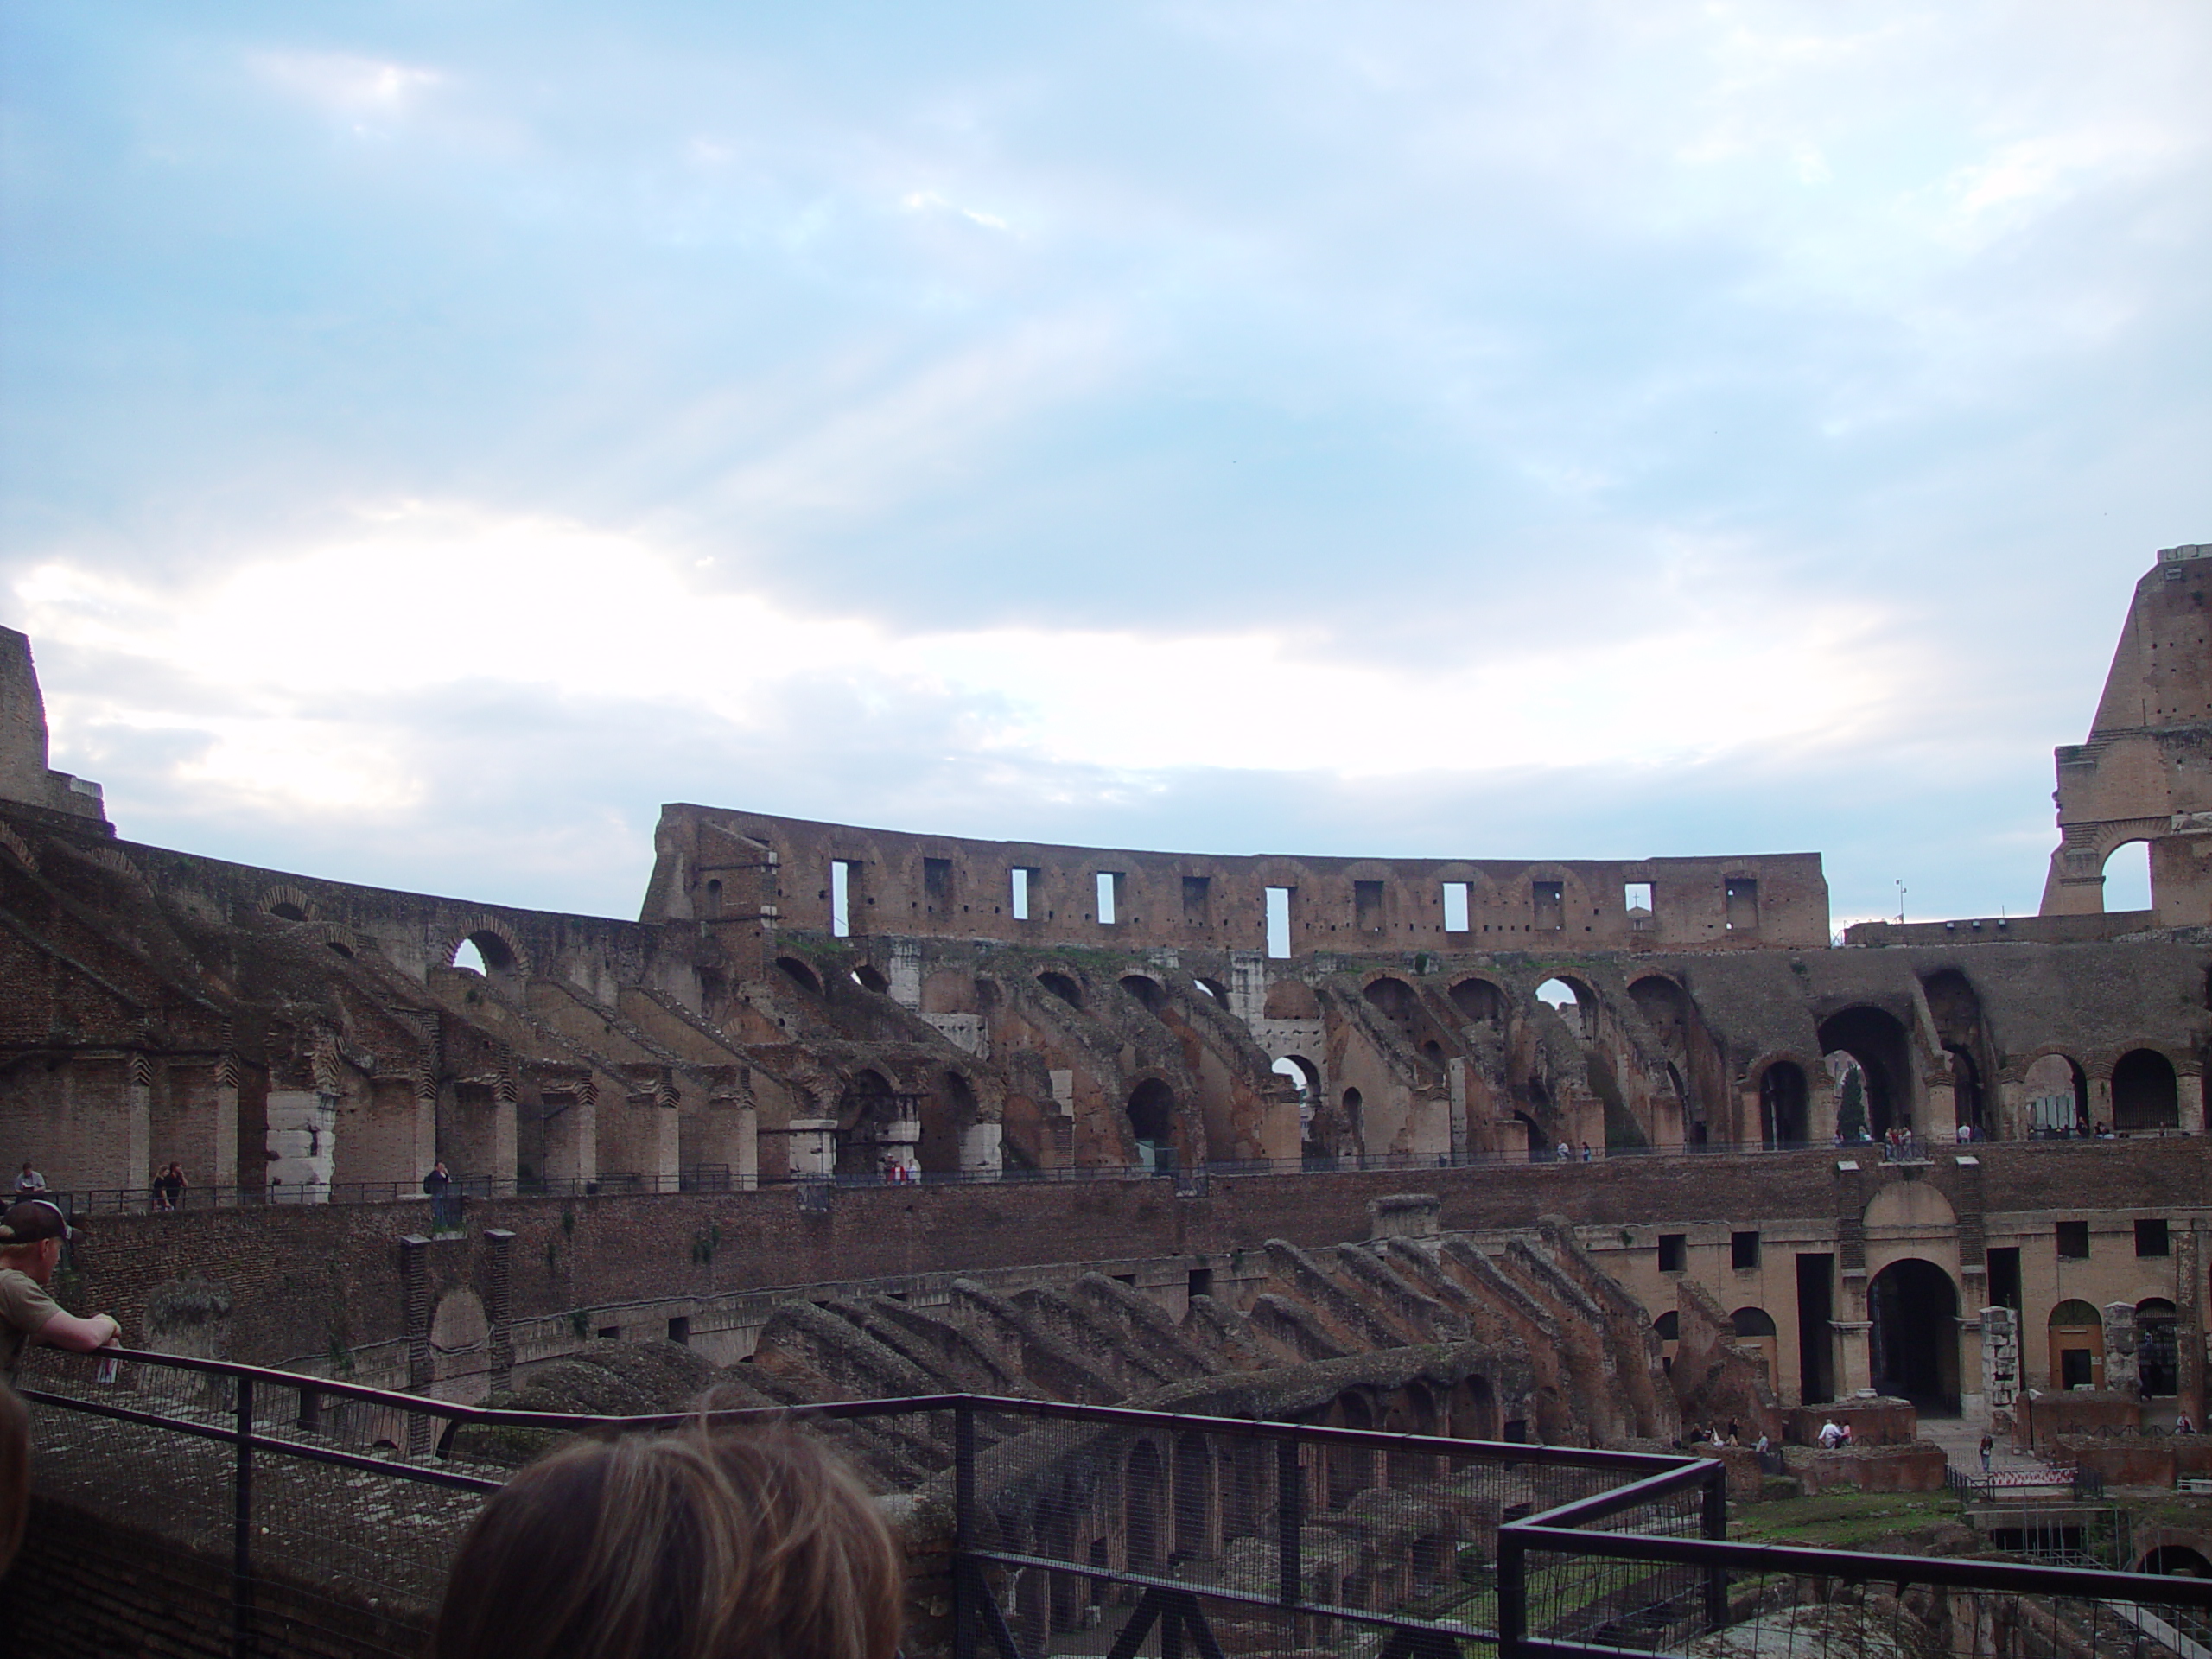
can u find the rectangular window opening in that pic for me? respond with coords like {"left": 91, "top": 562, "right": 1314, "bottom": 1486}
{"left": 1010, "top": 867, "right": 1036, "bottom": 921}
{"left": 1731, "top": 1230, "right": 1760, "bottom": 1271}
{"left": 2056, "top": 1219, "right": 2090, "bottom": 1261}
{"left": 1442, "top": 881, "right": 1471, "bottom": 933}
{"left": 923, "top": 856, "right": 953, "bottom": 906}
{"left": 1187, "top": 1267, "right": 1213, "bottom": 1301}
{"left": 830, "top": 860, "right": 853, "bottom": 938}
{"left": 1265, "top": 887, "right": 1294, "bottom": 959}
{"left": 666, "top": 1316, "right": 691, "bottom": 1345}
{"left": 1182, "top": 875, "right": 1211, "bottom": 924}
{"left": 1657, "top": 1234, "right": 1687, "bottom": 1273}
{"left": 1725, "top": 876, "right": 1759, "bottom": 933}
{"left": 1988, "top": 1246, "right": 2021, "bottom": 1312}
{"left": 1624, "top": 881, "right": 1653, "bottom": 913}
{"left": 2136, "top": 1218, "right": 2171, "bottom": 1257}
{"left": 1533, "top": 880, "right": 1564, "bottom": 931}
{"left": 1095, "top": 871, "right": 1122, "bottom": 925}
{"left": 1354, "top": 880, "right": 1385, "bottom": 933}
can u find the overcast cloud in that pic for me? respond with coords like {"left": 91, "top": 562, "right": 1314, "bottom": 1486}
{"left": 3, "top": 2, "right": 2207, "bottom": 925}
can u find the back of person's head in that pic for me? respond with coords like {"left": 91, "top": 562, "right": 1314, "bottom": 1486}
{"left": 432, "top": 1424, "right": 901, "bottom": 1659}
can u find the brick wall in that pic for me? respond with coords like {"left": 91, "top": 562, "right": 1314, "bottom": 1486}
{"left": 57, "top": 1140, "right": 2212, "bottom": 1370}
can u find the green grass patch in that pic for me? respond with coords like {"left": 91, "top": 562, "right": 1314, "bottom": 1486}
{"left": 1727, "top": 1491, "right": 1958, "bottom": 1550}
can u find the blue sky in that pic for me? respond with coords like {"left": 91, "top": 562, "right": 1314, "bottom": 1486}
{"left": 3, "top": 3, "right": 2207, "bottom": 925}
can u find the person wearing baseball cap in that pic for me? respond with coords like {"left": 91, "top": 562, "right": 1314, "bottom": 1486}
{"left": 0, "top": 1200, "right": 120, "bottom": 1377}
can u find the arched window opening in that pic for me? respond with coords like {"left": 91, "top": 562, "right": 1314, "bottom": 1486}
{"left": 451, "top": 931, "right": 518, "bottom": 980}
{"left": 1192, "top": 976, "right": 1227, "bottom": 1002}
{"left": 1363, "top": 977, "right": 1417, "bottom": 1033}
{"left": 1817, "top": 1007, "right": 1912, "bottom": 1138}
{"left": 2048, "top": 1298, "right": 2105, "bottom": 1392}
{"left": 2024, "top": 1052, "right": 2090, "bottom": 1136}
{"left": 1449, "top": 977, "right": 1503, "bottom": 1025}
{"left": 1119, "top": 974, "right": 1166, "bottom": 1011}
{"left": 919, "top": 1071, "right": 978, "bottom": 1176}
{"left": 1758, "top": 1062, "right": 1809, "bottom": 1150}
{"left": 1127, "top": 1080, "right": 1175, "bottom": 1166}
{"left": 851, "top": 964, "right": 889, "bottom": 995}
{"left": 270, "top": 902, "right": 308, "bottom": 923}
{"left": 702, "top": 878, "right": 722, "bottom": 918}
{"left": 2139, "top": 1298, "right": 2180, "bottom": 1396}
{"left": 1037, "top": 971, "right": 1083, "bottom": 1009}
{"left": 325, "top": 939, "right": 353, "bottom": 958}
{"left": 2142, "top": 1546, "right": 2212, "bottom": 1578}
{"left": 1536, "top": 977, "right": 1589, "bottom": 1038}
{"left": 1732, "top": 1306, "right": 1779, "bottom": 1382}
{"left": 2101, "top": 838, "right": 2152, "bottom": 913}
{"left": 775, "top": 957, "right": 823, "bottom": 996}
{"left": 834, "top": 1070, "right": 918, "bottom": 1179}
{"left": 1868, "top": 1259, "right": 1960, "bottom": 1414}
{"left": 2113, "top": 1048, "right": 2179, "bottom": 1133}
{"left": 1654, "top": 1310, "right": 1679, "bottom": 1376}
{"left": 1947, "top": 1046, "right": 1985, "bottom": 1139}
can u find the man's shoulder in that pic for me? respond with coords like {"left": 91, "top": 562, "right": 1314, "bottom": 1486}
{"left": 0, "top": 1268, "right": 58, "bottom": 1321}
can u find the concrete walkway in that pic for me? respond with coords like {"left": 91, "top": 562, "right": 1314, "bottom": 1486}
{"left": 1912, "top": 1414, "right": 2056, "bottom": 1476}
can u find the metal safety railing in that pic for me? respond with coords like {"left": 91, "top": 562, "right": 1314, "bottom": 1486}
{"left": 17, "top": 1344, "right": 2212, "bottom": 1659}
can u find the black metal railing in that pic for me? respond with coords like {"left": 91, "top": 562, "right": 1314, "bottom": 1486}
{"left": 18, "top": 1346, "right": 2212, "bottom": 1659}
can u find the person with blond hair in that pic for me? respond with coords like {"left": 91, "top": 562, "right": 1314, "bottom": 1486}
{"left": 431, "top": 1422, "right": 903, "bottom": 1659}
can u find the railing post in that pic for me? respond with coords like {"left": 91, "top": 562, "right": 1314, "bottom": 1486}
{"left": 1497, "top": 1524, "right": 1524, "bottom": 1659}
{"left": 233, "top": 1372, "right": 255, "bottom": 1659}
{"left": 1275, "top": 1437, "right": 1302, "bottom": 1607}
{"left": 954, "top": 1398, "right": 976, "bottom": 1659}
{"left": 1700, "top": 1461, "right": 1728, "bottom": 1630}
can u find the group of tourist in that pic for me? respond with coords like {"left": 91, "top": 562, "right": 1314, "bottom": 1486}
{"left": 14, "top": 1158, "right": 192, "bottom": 1211}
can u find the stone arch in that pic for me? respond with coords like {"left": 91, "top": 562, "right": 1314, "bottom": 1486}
{"left": 1732, "top": 1306, "right": 1779, "bottom": 1383}
{"left": 1036, "top": 970, "right": 1083, "bottom": 1009}
{"left": 1119, "top": 974, "right": 1166, "bottom": 1012}
{"left": 1447, "top": 976, "right": 1505, "bottom": 1024}
{"left": 1446, "top": 1375, "right": 1497, "bottom": 1440}
{"left": 2139, "top": 1542, "right": 2212, "bottom": 1578}
{"left": 1863, "top": 1180, "right": 1958, "bottom": 1232}
{"left": 1363, "top": 975, "right": 1418, "bottom": 1031}
{"left": 1126, "top": 1078, "right": 1176, "bottom": 1159}
{"left": 774, "top": 956, "right": 823, "bottom": 996}
{"left": 2101, "top": 837, "right": 2155, "bottom": 912}
{"left": 918, "top": 1070, "right": 979, "bottom": 1175}
{"left": 2048, "top": 1298, "right": 2106, "bottom": 1391}
{"left": 259, "top": 883, "right": 315, "bottom": 922}
{"left": 1536, "top": 974, "right": 1594, "bottom": 1039}
{"left": 445, "top": 918, "right": 529, "bottom": 983}
{"left": 1263, "top": 978, "right": 1319, "bottom": 1020}
{"left": 1868, "top": 1258, "right": 1960, "bottom": 1414}
{"left": 304, "top": 924, "right": 362, "bottom": 960}
{"left": 2113, "top": 1047, "right": 2181, "bottom": 1132}
{"left": 850, "top": 963, "right": 890, "bottom": 995}
{"left": 1817, "top": 1006, "right": 1916, "bottom": 1136}
{"left": 2021, "top": 1050, "right": 2090, "bottom": 1135}
{"left": 2138, "top": 1297, "right": 2180, "bottom": 1396}
{"left": 833, "top": 1069, "right": 909, "bottom": 1178}
{"left": 1192, "top": 976, "right": 1229, "bottom": 1003}
{"left": 1756, "top": 1058, "right": 1810, "bottom": 1149}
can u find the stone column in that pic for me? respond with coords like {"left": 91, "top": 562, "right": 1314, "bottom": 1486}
{"left": 958, "top": 1119, "right": 1002, "bottom": 1178}
{"left": 781, "top": 1117, "right": 839, "bottom": 1179}
{"left": 651, "top": 1082, "right": 682, "bottom": 1188}
{"left": 265, "top": 1090, "right": 336, "bottom": 1203}
{"left": 482, "top": 1229, "right": 515, "bottom": 1394}
{"left": 213, "top": 1054, "right": 240, "bottom": 1199}
{"left": 1981, "top": 1306, "right": 2020, "bottom": 1417}
{"left": 1959, "top": 1312, "right": 1986, "bottom": 1418}
{"left": 731, "top": 1101, "right": 759, "bottom": 1191}
{"left": 1923, "top": 1077, "right": 1958, "bottom": 1145}
{"left": 1834, "top": 1319, "right": 1873, "bottom": 1396}
{"left": 125, "top": 1052, "right": 153, "bottom": 1199}
{"left": 880, "top": 1116, "right": 922, "bottom": 1178}
{"left": 2089, "top": 1071, "right": 2115, "bottom": 1133}
{"left": 1808, "top": 1078, "right": 1840, "bottom": 1147}
{"left": 2103, "top": 1301, "right": 2142, "bottom": 1398}
{"left": 1447, "top": 1059, "right": 1469, "bottom": 1162}
{"left": 2177, "top": 1071, "right": 2206, "bottom": 1136}
{"left": 401, "top": 1234, "right": 432, "bottom": 1454}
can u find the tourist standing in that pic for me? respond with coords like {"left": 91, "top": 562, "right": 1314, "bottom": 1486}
{"left": 0, "top": 1201, "right": 120, "bottom": 1379}
{"left": 1979, "top": 1433, "right": 1993, "bottom": 1473}
{"left": 424, "top": 1160, "right": 453, "bottom": 1230}
{"left": 152, "top": 1161, "right": 187, "bottom": 1211}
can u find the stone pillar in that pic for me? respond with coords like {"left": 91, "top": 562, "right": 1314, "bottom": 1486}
{"left": 2089, "top": 1071, "right": 2115, "bottom": 1133}
{"left": 490, "top": 1076, "right": 519, "bottom": 1194}
{"left": 1981, "top": 1306, "right": 2020, "bottom": 1416}
{"left": 732, "top": 1101, "right": 759, "bottom": 1191}
{"left": 651, "top": 1083, "right": 682, "bottom": 1188}
{"left": 958, "top": 1119, "right": 1002, "bottom": 1178}
{"left": 1959, "top": 1312, "right": 1986, "bottom": 1418}
{"left": 125, "top": 1052, "right": 153, "bottom": 1199}
{"left": 483, "top": 1229, "right": 515, "bottom": 1394}
{"left": 265, "top": 1090, "right": 337, "bottom": 1203}
{"left": 2103, "top": 1301, "right": 2142, "bottom": 1397}
{"left": 2178, "top": 1071, "right": 2206, "bottom": 1136}
{"left": 412, "top": 1079, "right": 438, "bottom": 1192}
{"left": 1834, "top": 1319, "right": 1873, "bottom": 1395}
{"left": 2178, "top": 1225, "right": 2207, "bottom": 1430}
{"left": 1447, "top": 1059, "right": 1469, "bottom": 1162}
{"left": 887, "top": 939, "right": 924, "bottom": 1009}
{"left": 400, "top": 1234, "right": 432, "bottom": 1453}
{"left": 780, "top": 1117, "right": 839, "bottom": 1179}
{"left": 213, "top": 1055, "right": 240, "bottom": 1198}
{"left": 1808, "top": 1078, "right": 1839, "bottom": 1147}
{"left": 1924, "top": 1077, "right": 1958, "bottom": 1145}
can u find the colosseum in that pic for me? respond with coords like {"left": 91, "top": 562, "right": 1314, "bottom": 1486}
{"left": 3, "top": 546, "right": 2212, "bottom": 1651}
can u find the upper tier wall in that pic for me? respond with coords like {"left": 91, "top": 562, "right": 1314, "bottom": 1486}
{"left": 645, "top": 804, "right": 1831, "bottom": 954}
